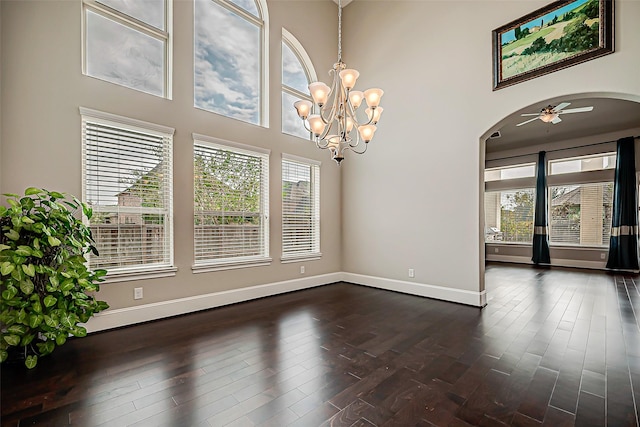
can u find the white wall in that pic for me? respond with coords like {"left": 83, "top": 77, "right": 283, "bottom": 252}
{"left": 0, "top": 0, "right": 342, "bottom": 322}
{"left": 340, "top": 1, "right": 640, "bottom": 300}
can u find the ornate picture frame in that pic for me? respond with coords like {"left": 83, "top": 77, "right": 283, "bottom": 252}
{"left": 492, "top": 0, "right": 614, "bottom": 90}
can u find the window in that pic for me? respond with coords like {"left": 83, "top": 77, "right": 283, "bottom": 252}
{"left": 549, "top": 153, "right": 616, "bottom": 175}
{"left": 81, "top": 108, "right": 174, "bottom": 277}
{"left": 548, "top": 152, "right": 616, "bottom": 247}
{"left": 282, "top": 29, "right": 316, "bottom": 139}
{"left": 485, "top": 189, "right": 535, "bottom": 243}
{"left": 194, "top": 0, "right": 268, "bottom": 126}
{"left": 82, "top": 0, "right": 171, "bottom": 98}
{"left": 549, "top": 183, "right": 613, "bottom": 246}
{"left": 484, "top": 163, "right": 535, "bottom": 181}
{"left": 282, "top": 155, "right": 321, "bottom": 260}
{"left": 484, "top": 163, "right": 535, "bottom": 243}
{"left": 193, "top": 134, "right": 270, "bottom": 270}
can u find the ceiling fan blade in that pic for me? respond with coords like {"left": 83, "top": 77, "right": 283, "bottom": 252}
{"left": 558, "top": 106, "right": 594, "bottom": 114}
{"left": 551, "top": 116, "right": 562, "bottom": 124}
{"left": 516, "top": 117, "right": 540, "bottom": 127}
{"left": 554, "top": 102, "right": 571, "bottom": 112}
{"left": 520, "top": 113, "right": 541, "bottom": 116}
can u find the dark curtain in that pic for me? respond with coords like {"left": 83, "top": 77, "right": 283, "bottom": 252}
{"left": 606, "top": 136, "right": 639, "bottom": 270}
{"left": 532, "top": 151, "right": 551, "bottom": 264}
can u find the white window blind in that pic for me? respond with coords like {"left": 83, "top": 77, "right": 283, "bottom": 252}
{"left": 550, "top": 182, "right": 613, "bottom": 246}
{"left": 81, "top": 108, "right": 174, "bottom": 272}
{"left": 282, "top": 156, "right": 320, "bottom": 259}
{"left": 193, "top": 136, "right": 270, "bottom": 267}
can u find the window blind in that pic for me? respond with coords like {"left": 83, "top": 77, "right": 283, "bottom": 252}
{"left": 550, "top": 182, "right": 613, "bottom": 246}
{"left": 81, "top": 110, "right": 174, "bottom": 271}
{"left": 282, "top": 157, "right": 320, "bottom": 258}
{"left": 193, "top": 138, "right": 269, "bottom": 265}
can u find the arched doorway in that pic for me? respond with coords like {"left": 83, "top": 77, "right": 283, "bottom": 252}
{"left": 478, "top": 92, "right": 640, "bottom": 299}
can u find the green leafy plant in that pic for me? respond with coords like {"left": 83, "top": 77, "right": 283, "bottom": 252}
{"left": 0, "top": 188, "right": 109, "bottom": 368}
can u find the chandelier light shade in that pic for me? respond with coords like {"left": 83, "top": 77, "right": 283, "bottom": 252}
{"left": 293, "top": 0, "right": 384, "bottom": 164}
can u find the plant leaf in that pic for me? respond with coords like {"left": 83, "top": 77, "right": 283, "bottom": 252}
{"left": 25, "top": 355, "right": 37, "bottom": 369}
{"left": 0, "top": 262, "right": 15, "bottom": 276}
{"left": 24, "top": 187, "right": 42, "bottom": 196}
{"left": 15, "top": 246, "right": 32, "bottom": 257}
{"left": 5, "top": 229, "right": 20, "bottom": 241}
{"left": 60, "top": 313, "right": 74, "bottom": 328}
{"left": 72, "top": 326, "right": 87, "bottom": 338}
{"left": 47, "top": 236, "right": 61, "bottom": 247}
{"left": 21, "top": 333, "right": 35, "bottom": 347}
{"left": 22, "top": 264, "right": 36, "bottom": 278}
{"left": 19, "top": 279, "right": 34, "bottom": 295}
{"left": 7, "top": 324, "right": 27, "bottom": 335}
{"left": 21, "top": 216, "right": 35, "bottom": 224}
{"left": 44, "top": 314, "right": 58, "bottom": 328}
{"left": 28, "top": 313, "right": 43, "bottom": 328}
{"left": 56, "top": 333, "right": 67, "bottom": 346}
{"left": 44, "top": 295, "right": 57, "bottom": 308}
{"left": 3, "top": 335, "right": 20, "bottom": 346}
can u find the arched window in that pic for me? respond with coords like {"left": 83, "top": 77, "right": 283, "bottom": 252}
{"left": 282, "top": 28, "right": 317, "bottom": 139}
{"left": 194, "top": 0, "right": 269, "bottom": 126}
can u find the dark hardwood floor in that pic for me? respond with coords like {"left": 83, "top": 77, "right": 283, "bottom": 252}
{"left": 3, "top": 263, "right": 640, "bottom": 426}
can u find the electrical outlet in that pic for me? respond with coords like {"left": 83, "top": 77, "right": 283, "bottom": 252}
{"left": 495, "top": 247, "right": 499, "bottom": 253}
{"left": 134, "top": 287, "right": 143, "bottom": 300}
{"left": 408, "top": 268, "right": 415, "bottom": 278}
{"left": 300, "top": 266, "right": 305, "bottom": 274}
{"left": 601, "top": 253, "right": 606, "bottom": 259}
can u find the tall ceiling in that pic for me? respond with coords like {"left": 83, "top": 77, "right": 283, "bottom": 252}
{"left": 486, "top": 97, "right": 640, "bottom": 155}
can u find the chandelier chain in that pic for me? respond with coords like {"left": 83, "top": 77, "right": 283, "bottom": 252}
{"left": 337, "top": 0, "right": 342, "bottom": 62}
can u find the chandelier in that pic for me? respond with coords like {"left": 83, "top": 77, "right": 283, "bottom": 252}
{"left": 293, "top": 0, "right": 384, "bottom": 165}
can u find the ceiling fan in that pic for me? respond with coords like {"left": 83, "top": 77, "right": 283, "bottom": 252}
{"left": 516, "top": 102, "right": 594, "bottom": 127}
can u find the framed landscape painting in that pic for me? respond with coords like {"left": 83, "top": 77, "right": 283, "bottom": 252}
{"left": 492, "top": 0, "right": 613, "bottom": 90}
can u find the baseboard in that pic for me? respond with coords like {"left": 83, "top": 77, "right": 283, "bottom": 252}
{"left": 85, "top": 271, "right": 491, "bottom": 333}
{"left": 486, "top": 254, "right": 607, "bottom": 270}
{"left": 342, "top": 273, "right": 487, "bottom": 307}
{"left": 84, "top": 272, "right": 344, "bottom": 333}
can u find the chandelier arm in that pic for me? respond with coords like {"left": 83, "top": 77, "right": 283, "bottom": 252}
{"left": 347, "top": 139, "right": 368, "bottom": 155}
{"left": 315, "top": 139, "right": 332, "bottom": 150}
{"left": 300, "top": 119, "right": 314, "bottom": 134}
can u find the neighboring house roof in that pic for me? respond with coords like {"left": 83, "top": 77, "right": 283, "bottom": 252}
{"left": 551, "top": 185, "right": 612, "bottom": 206}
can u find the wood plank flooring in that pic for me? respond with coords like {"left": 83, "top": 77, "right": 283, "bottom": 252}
{"left": 2, "top": 263, "right": 640, "bottom": 426}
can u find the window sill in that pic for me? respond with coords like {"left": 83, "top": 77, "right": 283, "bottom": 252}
{"left": 102, "top": 266, "right": 178, "bottom": 283}
{"left": 280, "top": 253, "right": 322, "bottom": 264}
{"left": 192, "top": 257, "right": 273, "bottom": 273}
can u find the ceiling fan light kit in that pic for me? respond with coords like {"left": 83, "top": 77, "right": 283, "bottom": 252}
{"left": 516, "top": 102, "right": 594, "bottom": 127}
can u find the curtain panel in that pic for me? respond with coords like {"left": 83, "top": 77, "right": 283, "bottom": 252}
{"left": 532, "top": 151, "right": 551, "bottom": 264}
{"left": 606, "top": 136, "right": 639, "bottom": 271}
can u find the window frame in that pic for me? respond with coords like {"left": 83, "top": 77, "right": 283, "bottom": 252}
{"left": 81, "top": 0, "right": 173, "bottom": 99}
{"left": 80, "top": 107, "right": 176, "bottom": 283}
{"left": 281, "top": 154, "right": 321, "bottom": 262}
{"left": 193, "top": 0, "right": 269, "bottom": 127}
{"left": 484, "top": 188, "right": 536, "bottom": 244}
{"left": 547, "top": 181, "right": 614, "bottom": 248}
{"left": 192, "top": 133, "right": 271, "bottom": 272}
{"left": 281, "top": 28, "right": 317, "bottom": 139}
{"left": 546, "top": 152, "right": 616, "bottom": 249}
